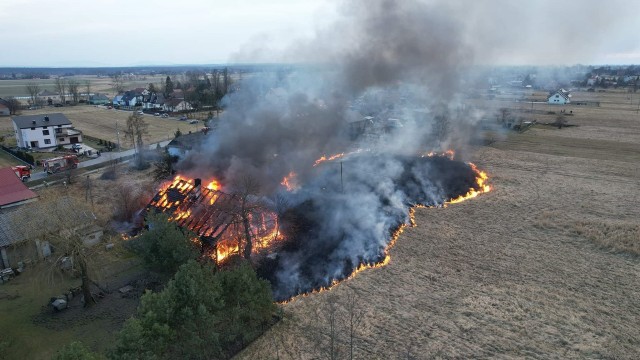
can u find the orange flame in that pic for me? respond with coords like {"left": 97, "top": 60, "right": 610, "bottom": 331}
{"left": 281, "top": 171, "right": 299, "bottom": 191}
{"left": 422, "top": 149, "right": 455, "bottom": 160}
{"left": 445, "top": 163, "right": 491, "bottom": 205}
{"left": 282, "top": 161, "right": 492, "bottom": 304}
{"left": 313, "top": 152, "right": 346, "bottom": 167}
{"left": 207, "top": 180, "right": 220, "bottom": 191}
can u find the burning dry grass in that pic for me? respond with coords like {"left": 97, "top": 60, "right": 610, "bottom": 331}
{"left": 236, "top": 94, "right": 640, "bottom": 359}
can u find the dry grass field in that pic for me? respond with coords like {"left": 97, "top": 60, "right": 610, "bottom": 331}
{"left": 236, "top": 91, "right": 640, "bottom": 359}
{"left": 0, "top": 106, "right": 200, "bottom": 149}
{"left": 0, "top": 75, "right": 166, "bottom": 98}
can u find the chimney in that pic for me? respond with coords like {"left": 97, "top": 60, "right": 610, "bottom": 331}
{"left": 32, "top": 120, "right": 36, "bottom": 125}
{"left": 190, "top": 178, "right": 202, "bottom": 201}
{"left": 44, "top": 116, "right": 50, "bottom": 122}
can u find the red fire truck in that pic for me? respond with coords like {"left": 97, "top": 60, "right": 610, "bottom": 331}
{"left": 12, "top": 165, "right": 31, "bottom": 182}
{"left": 43, "top": 155, "right": 79, "bottom": 174}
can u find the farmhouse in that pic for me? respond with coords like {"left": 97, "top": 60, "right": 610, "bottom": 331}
{"left": 12, "top": 113, "right": 83, "bottom": 150}
{"left": 163, "top": 98, "right": 193, "bottom": 112}
{"left": 143, "top": 93, "right": 166, "bottom": 110}
{"left": 89, "top": 93, "right": 110, "bottom": 105}
{"left": 0, "top": 199, "right": 103, "bottom": 269}
{"left": 548, "top": 89, "right": 571, "bottom": 104}
{"left": 37, "top": 89, "right": 60, "bottom": 104}
{"left": 114, "top": 89, "right": 147, "bottom": 107}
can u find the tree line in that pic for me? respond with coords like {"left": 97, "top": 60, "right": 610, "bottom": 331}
{"left": 52, "top": 212, "right": 276, "bottom": 360}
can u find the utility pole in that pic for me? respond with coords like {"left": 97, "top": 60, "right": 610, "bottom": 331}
{"left": 340, "top": 161, "right": 344, "bottom": 194}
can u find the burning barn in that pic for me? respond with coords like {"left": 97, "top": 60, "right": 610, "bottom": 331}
{"left": 143, "top": 150, "right": 490, "bottom": 301}
{"left": 146, "top": 176, "right": 282, "bottom": 263}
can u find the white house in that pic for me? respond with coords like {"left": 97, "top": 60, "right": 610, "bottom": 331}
{"left": 12, "top": 113, "right": 83, "bottom": 150}
{"left": 163, "top": 99, "right": 193, "bottom": 112}
{"left": 547, "top": 89, "right": 571, "bottom": 105}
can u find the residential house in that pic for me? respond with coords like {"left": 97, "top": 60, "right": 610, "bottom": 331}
{"left": 0, "top": 198, "right": 103, "bottom": 269}
{"left": 547, "top": 89, "right": 571, "bottom": 105}
{"left": 112, "top": 94, "right": 124, "bottom": 106}
{"left": 0, "top": 167, "right": 38, "bottom": 209}
{"left": 163, "top": 98, "right": 193, "bottom": 112}
{"left": 37, "top": 89, "right": 60, "bottom": 105}
{"left": 143, "top": 93, "right": 166, "bottom": 110}
{"left": 166, "top": 130, "right": 209, "bottom": 158}
{"left": 12, "top": 113, "right": 83, "bottom": 149}
{"left": 114, "top": 89, "right": 146, "bottom": 107}
{"left": 89, "top": 93, "right": 110, "bottom": 105}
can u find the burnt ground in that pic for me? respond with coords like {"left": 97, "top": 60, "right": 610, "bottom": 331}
{"left": 235, "top": 92, "right": 640, "bottom": 359}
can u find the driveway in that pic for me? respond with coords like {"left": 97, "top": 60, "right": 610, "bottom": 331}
{"left": 28, "top": 140, "right": 171, "bottom": 182}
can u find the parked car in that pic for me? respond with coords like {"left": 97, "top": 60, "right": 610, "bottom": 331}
{"left": 179, "top": 115, "right": 187, "bottom": 121}
{"left": 54, "top": 103, "right": 63, "bottom": 107}
{"left": 137, "top": 111, "right": 144, "bottom": 115}
{"left": 161, "top": 114, "right": 169, "bottom": 118}
{"left": 189, "top": 120, "right": 199, "bottom": 124}
{"left": 154, "top": 113, "right": 160, "bottom": 116}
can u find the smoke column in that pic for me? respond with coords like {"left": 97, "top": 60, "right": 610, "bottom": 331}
{"left": 179, "top": 0, "right": 487, "bottom": 298}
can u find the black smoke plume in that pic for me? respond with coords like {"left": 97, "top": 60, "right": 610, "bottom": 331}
{"left": 178, "top": 0, "right": 487, "bottom": 299}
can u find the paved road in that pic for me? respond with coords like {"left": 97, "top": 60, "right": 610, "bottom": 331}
{"left": 28, "top": 140, "right": 171, "bottom": 182}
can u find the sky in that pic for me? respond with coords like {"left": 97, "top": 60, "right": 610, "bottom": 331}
{"left": 1, "top": 0, "right": 639, "bottom": 67}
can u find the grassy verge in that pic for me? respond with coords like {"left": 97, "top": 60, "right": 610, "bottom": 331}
{"left": 0, "top": 266, "right": 96, "bottom": 360}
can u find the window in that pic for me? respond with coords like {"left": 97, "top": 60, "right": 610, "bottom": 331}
{"left": 44, "top": 139, "right": 51, "bottom": 145}
{"left": 57, "top": 125, "right": 62, "bottom": 128}
{"left": 31, "top": 127, "right": 36, "bottom": 130}
{"left": 43, "top": 129, "right": 50, "bottom": 135}
{"left": 55, "top": 128, "right": 62, "bottom": 134}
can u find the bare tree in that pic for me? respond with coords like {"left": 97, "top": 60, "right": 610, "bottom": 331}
{"left": 12, "top": 194, "right": 103, "bottom": 307}
{"left": 344, "top": 289, "right": 364, "bottom": 360}
{"left": 84, "top": 80, "right": 92, "bottom": 102}
{"left": 554, "top": 114, "right": 567, "bottom": 129}
{"left": 25, "top": 81, "right": 40, "bottom": 106}
{"left": 3, "top": 97, "right": 21, "bottom": 115}
{"left": 123, "top": 112, "right": 149, "bottom": 167}
{"left": 67, "top": 79, "right": 80, "bottom": 104}
{"left": 111, "top": 74, "right": 125, "bottom": 94}
{"left": 234, "top": 176, "right": 261, "bottom": 260}
{"left": 499, "top": 107, "right": 511, "bottom": 127}
{"left": 432, "top": 111, "right": 450, "bottom": 146}
{"left": 55, "top": 77, "right": 67, "bottom": 104}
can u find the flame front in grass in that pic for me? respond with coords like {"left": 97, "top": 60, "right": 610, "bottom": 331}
{"left": 281, "top": 163, "right": 492, "bottom": 304}
{"left": 446, "top": 163, "right": 492, "bottom": 205}
{"left": 422, "top": 149, "right": 455, "bottom": 160}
